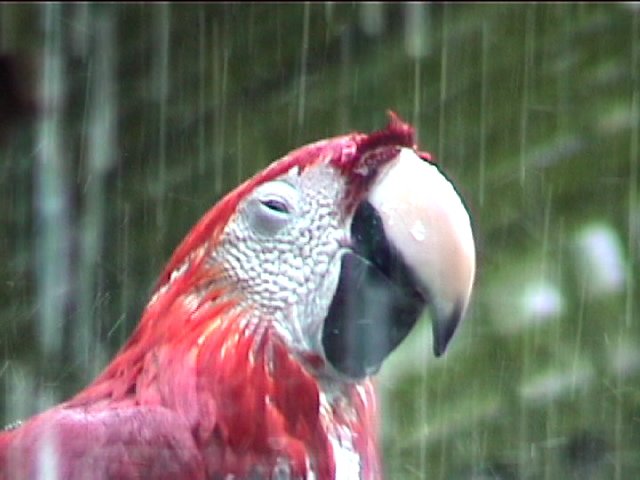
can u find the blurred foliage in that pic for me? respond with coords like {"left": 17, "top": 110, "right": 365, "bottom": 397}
{"left": 0, "top": 3, "right": 638, "bottom": 479}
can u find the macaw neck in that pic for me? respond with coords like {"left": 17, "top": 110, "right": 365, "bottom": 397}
{"left": 192, "top": 313, "right": 381, "bottom": 479}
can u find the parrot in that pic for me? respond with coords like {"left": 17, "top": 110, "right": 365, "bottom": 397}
{"left": 0, "top": 112, "right": 475, "bottom": 480}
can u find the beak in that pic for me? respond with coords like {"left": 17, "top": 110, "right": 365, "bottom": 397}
{"left": 368, "top": 147, "right": 476, "bottom": 356}
{"left": 321, "top": 146, "right": 476, "bottom": 379}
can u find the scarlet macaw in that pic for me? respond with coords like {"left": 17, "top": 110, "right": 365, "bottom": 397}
{"left": 0, "top": 113, "right": 475, "bottom": 479}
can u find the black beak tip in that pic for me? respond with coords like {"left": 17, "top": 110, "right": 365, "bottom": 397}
{"left": 431, "top": 302, "right": 464, "bottom": 357}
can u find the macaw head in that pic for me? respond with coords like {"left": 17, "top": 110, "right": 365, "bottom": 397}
{"left": 53, "top": 112, "right": 475, "bottom": 480}
{"left": 146, "top": 112, "right": 475, "bottom": 382}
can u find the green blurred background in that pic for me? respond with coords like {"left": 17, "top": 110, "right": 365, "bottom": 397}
{"left": 1, "top": 3, "right": 638, "bottom": 479}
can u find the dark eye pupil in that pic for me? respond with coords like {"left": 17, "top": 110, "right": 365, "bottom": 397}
{"left": 261, "top": 199, "right": 289, "bottom": 214}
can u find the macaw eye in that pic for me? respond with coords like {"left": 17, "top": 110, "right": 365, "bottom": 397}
{"left": 246, "top": 180, "right": 300, "bottom": 236}
{"left": 260, "top": 198, "right": 290, "bottom": 214}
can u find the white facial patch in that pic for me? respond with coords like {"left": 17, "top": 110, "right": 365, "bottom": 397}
{"left": 214, "top": 164, "right": 348, "bottom": 352}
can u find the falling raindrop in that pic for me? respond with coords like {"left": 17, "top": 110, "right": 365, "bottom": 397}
{"left": 153, "top": 4, "right": 170, "bottom": 235}
{"left": 297, "top": 2, "right": 310, "bottom": 130}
